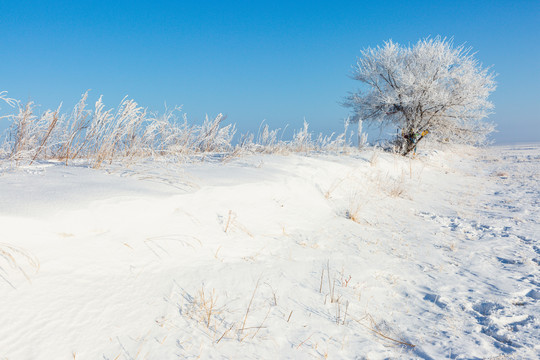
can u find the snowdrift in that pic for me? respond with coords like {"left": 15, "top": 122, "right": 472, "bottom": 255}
{"left": 0, "top": 145, "right": 538, "bottom": 359}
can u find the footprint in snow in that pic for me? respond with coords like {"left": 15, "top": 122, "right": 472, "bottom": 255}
{"left": 525, "top": 289, "right": 540, "bottom": 300}
{"left": 516, "top": 234, "right": 533, "bottom": 244}
{"left": 423, "top": 293, "right": 447, "bottom": 309}
{"left": 496, "top": 257, "right": 524, "bottom": 265}
{"left": 473, "top": 301, "right": 503, "bottom": 316}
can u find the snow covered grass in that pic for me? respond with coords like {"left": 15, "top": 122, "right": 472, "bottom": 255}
{"left": 0, "top": 143, "right": 538, "bottom": 359}
{"left": 1, "top": 92, "right": 359, "bottom": 168}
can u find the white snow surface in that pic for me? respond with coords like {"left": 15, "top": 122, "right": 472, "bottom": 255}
{"left": 0, "top": 144, "right": 538, "bottom": 359}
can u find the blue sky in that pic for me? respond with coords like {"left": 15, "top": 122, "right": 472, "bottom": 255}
{"left": 1, "top": 0, "right": 538, "bottom": 143}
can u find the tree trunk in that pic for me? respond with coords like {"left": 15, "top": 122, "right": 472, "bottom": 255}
{"left": 402, "top": 133, "right": 426, "bottom": 156}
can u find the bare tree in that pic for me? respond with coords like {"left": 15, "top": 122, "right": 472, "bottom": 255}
{"left": 344, "top": 37, "right": 496, "bottom": 155}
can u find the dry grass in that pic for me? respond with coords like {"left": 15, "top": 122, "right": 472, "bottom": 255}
{"left": 370, "top": 150, "right": 379, "bottom": 166}
{"left": 199, "top": 286, "right": 220, "bottom": 328}
{"left": 356, "top": 314, "right": 416, "bottom": 348}
{"left": 8, "top": 102, "right": 37, "bottom": 162}
{"left": 0, "top": 91, "right": 17, "bottom": 108}
{"left": 1, "top": 92, "right": 236, "bottom": 167}
{"left": 30, "top": 106, "right": 60, "bottom": 165}
{"left": 319, "top": 262, "right": 352, "bottom": 326}
{"left": 240, "top": 278, "right": 260, "bottom": 334}
{"left": 0, "top": 243, "right": 40, "bottom": 289}
{"left": 324, "top": 177, "right": 347, "bottom": 199}
{"left": 222, "top": 210, "right": 254, "bottom": 237}
{"left": 387, "top": 179, "right": 407, "bottom": 198}
{"left": 374, "top": 173, "right": 408, "bottom": 198}
{"left": 182, "top": 285, "right": 228, "bottom": 337}
{"left": 345, "top": 191, "right": 364, "bottom": 223}
{"left": 1, "top": 90, "right": 360, "bottom": 167}
{"left": 179, "top": 280, "right": 269, "bottom": 344}
{"left": 161, "top": 262, "right": 415, "bottom": 357}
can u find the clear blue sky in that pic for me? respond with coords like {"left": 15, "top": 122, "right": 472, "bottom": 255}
{"left": 1, "top": 0, "right": 538, "bottom": 143}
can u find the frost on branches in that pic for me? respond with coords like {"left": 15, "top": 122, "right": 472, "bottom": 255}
{"left": 345, "top": 37, "right": 496, "bottom": 155}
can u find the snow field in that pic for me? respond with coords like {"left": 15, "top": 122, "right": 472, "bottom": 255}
{"left": 0, "top": 145, "right": 538, "bottom": 359}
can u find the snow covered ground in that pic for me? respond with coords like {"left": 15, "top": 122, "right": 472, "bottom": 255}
{"left": 0, "top": 144, "right": 538, "bottom": 359}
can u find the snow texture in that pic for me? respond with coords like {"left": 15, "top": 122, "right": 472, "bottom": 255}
{"left": 0, "top": 144, "right": 538, "bottom": 359}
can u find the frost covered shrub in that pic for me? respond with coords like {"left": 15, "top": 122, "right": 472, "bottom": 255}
{"left": 345, "top": 37, "right": 496, "bottom": 155}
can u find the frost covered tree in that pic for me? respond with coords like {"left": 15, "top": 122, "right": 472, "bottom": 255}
{"left": 345, "top": 37, "right": 496, "bottom": 155}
